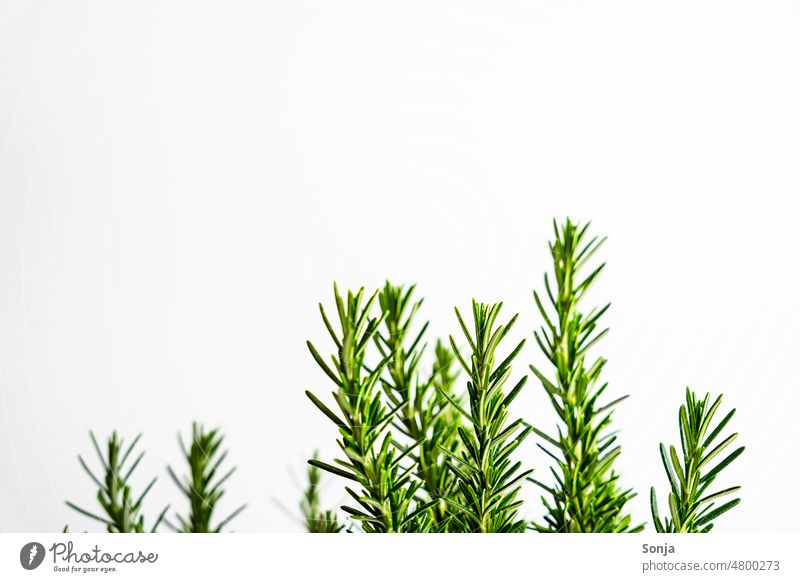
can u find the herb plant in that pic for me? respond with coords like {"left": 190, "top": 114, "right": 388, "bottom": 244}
{"left": 650, "top": 389, "right": 744, "bottom": 533}
{"left": 301, "top": 452, "right": 345, "bottom": 533}
{"left": 58, "top": 220, "right": 748, "bottom": 535}
{"left": 305, "top": 284, "right": 435, "bottom": 532}
{"left": 374, "top": 282, "right": 462, "bottom": 530}
{"left": 166, "top": 422, "right": 247, "bottom": 532}
{"left": 529, "top": 219, "right": 641, "bottom": 532}
{"left": 443, "top": 301, "right": 532, "bottom": 532}
{"left": 66, "top": 431, "right": 169, "bottom": 533}
{"left": 424, "top": 339, "right": 463, "bottom": 527}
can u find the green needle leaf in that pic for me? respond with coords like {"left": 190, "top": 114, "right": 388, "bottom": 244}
{"left": 699, "top": 433, "right": 739, "bottom": 470}
{"left": 696, "top": 498, "right": 742, "bottom": 526}
{"left": 697, "top": 486, "right": 742, "bottom": 506}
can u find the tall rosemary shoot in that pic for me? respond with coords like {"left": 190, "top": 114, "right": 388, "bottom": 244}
{"left": 425, "top": 339, "right": 463, "bottom": 528}
{"left": 444, "top": 301, "right": 532, "bottom": 533}
{"left": 305, "top": 284, "right": 434, "bottom": 532}
{"left": 301, "top": 452, "right": 345, "bottom": 533}
{"left": 66, "top": 431, "right": 168, "bottom": 533}
{"left": 530, "top": 219, "right": 640, "bottom": 532}
{"left": 375, "top": 282, "right": 461, "bottom": 530}
{"left": 166, "top": 423, "right": 246, "bottom": 532}
{"left": 650, "top": 389, "right": 744, "bottom": 533}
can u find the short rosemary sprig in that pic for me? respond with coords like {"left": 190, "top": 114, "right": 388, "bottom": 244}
{"left": 166, "top": 422, "right": 246, "bottom": 532}
{"left": 66, "top": 431, "right": 169, "bottom": 533}
{"left": 305, "top": 284, "right": 434, "bottom": 532}
{"left": 444, "top": 301, "right": 532, "bottom": 533}
{"left": 301, "top": 452, "right": 345, "bottom": 533}
{"left": 374, "top": 282, "right": 461, "bottom": 530}
{"left": 651, "top": 389, "right": 745, "bottom": 533}
{"left": 530, "top": 219, "right": 640, "bottom": 533}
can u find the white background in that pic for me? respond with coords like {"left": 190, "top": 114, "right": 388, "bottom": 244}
{"left": 1, "top": 0, "right": 798, "bottom": 533}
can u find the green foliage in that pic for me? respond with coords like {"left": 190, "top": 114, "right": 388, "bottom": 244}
{"left": 167, "top": 422, "right": 246, "bottom": 532}
{"left": 375, "top": 282, "right": 462, "bottom": 530}
{"left": 60, "top": 221, "right": 748, "bottom": 536}
{"left": 530, "top": 219, "right": 640, "bottom": 532}
{"left": 66, "top": 431, "right": 168, "bottom": 533}
{"left": 301, "top": 452, "right": 345, "bottom": 533}
{"left": 305, "top": 284, "right": 434, "bottom": 532}
{"left": 650, "top": 389, "right": 744, "bottom": 533}
{"left": 425, "top": 339, "right": 463, "bottom": 528}
{"left": 444, "top": 301, "right": 532, "bottom": 532}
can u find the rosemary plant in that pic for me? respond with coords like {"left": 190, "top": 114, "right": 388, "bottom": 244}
{"left": 425, "top": 339, "right": 463, "bottom": 528}
{"left": 374, "top": 282, "right": 462, "bottom": 530}
{"left": 166, "top": 422, "right": 246, "bottom": 532}
{"left": 444, "top": 301, "right": 532, "bottom": 533}
{"left": 66, "top": 431, "right": 168, "bottom": 533}
{"left": 305, "top": 284, "right": 435, "bottom": 532}
{"left": 530, "top": 219, "right": 640, "bottom": 532}
{"left": 650, "top": 389, "right": 744, "bottom": 533}
{"left": 301, "top": 452, "right": 345, "bottom": 533}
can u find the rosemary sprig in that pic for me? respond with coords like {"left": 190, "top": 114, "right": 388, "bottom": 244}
{"left": 66, "top": 431, "right": 169, "bottom": 533}
{"left": 305, "top": 284, "right": 434, "bottom": 532}
{"left": 374, "top": 282, "right": 461, "bottom": 530}
{"left": 445, "top": 301, "right": 532, "bottom": 533}
{"left": 651, "top": 389, "right": 745, "bottom": 533}
{"left": 425, "top": 339, "right": 463, "bottom": 529}
{"left": 166, "top": 422, "right": 247, "bottom": 532}
{"left": 301, "top": 452, "right": 345, "bottom": 533}
{"left": 530, "top": 219, "right": 640, "bottom": 532}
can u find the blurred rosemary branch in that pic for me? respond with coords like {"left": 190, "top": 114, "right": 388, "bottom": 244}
{"left": 167, "top": 422, "right": 246, "bottom": 532}
{"left": 66, "top": 431, "right": 168, "bottom": 533}
{"left": 301, "top": 452, "right": 345, "bottom": 533}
